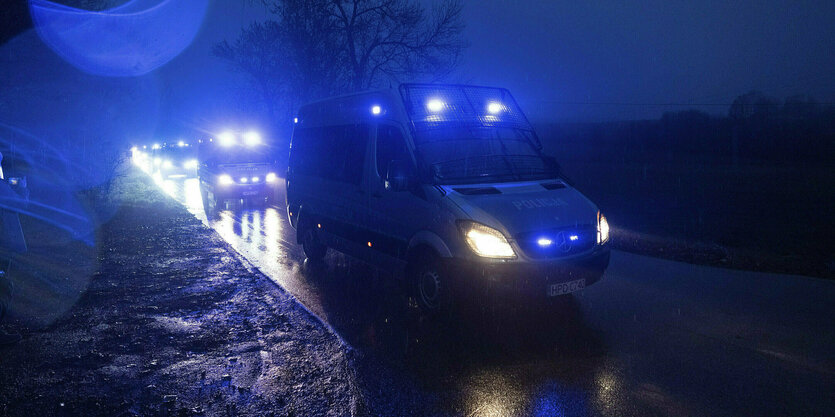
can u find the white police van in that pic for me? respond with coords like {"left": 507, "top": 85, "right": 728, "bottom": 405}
{"left": 287, "top": 84, "right": 610, "bottom": 313}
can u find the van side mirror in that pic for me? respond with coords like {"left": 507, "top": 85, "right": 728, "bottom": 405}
{"left": 385, "top": 159, "right": 413, "bottom": 192}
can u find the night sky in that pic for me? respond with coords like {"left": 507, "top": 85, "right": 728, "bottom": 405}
{"left": 125, "top": 0, "right": 835, "bottom": 124}
{"left": 459, "top": 0, "right": 835, "bottom": 121}
{"left": 6, "top": 0, "right": 835, "bottom": 125}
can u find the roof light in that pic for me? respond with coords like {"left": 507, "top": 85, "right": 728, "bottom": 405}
{"left": 218, "top": 132, "right": 236, "bottom": 147}
{"left": 487, "top": 101, "right": 505, "bottom": 114}
{"left": 426, "top": 99, "right": 445, "bottom": 112}
{"left": 371, "top": 105, "right": 382, "bottom": 115}
{"left": 244, "top": 131, "right": 261, "bottom": 146}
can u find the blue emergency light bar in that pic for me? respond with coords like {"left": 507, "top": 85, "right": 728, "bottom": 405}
{"left": 399, "top": 84, "right": 534, "bottom": 132}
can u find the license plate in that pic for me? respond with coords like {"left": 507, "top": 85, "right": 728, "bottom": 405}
{"left": 547, "top": 278, "right": 585, "bottom": 297}
{"left": 242, "top": 191, "right": 259, "bottom": 196}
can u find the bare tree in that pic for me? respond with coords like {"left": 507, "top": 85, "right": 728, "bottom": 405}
{"left": 328, "top": 0, "right": 466, "bottom": 90}
{"left": 216, "top": 0, "right": 466, "bottom": 112}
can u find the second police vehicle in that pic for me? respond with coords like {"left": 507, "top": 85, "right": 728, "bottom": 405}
{"left": 286, "top": 84, "right": 610, "bottom": 313}
{"left": 198, "top": 130, "right": 279, "bottom": 214}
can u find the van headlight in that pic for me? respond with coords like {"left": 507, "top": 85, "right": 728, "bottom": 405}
{"left": 457, "top": 221, "right": 516, "bottom": 259}
{"left": 597, "top": 212, "right": 610, "bottom": 244}
{"left": 218, "top": 174, "right": 234, "bottom": 185}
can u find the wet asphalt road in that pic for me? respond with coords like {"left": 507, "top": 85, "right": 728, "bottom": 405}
{"left": 152, "top": 173, "right": 834, "bottom": 416}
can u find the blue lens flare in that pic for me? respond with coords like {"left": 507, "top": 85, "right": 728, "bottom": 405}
{"left": 28, "top": 0, "right": 209, "bottom": 77}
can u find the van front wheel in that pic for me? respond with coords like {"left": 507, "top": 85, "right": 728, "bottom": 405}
{"left": 301, "top": 223, "right": 327, "bottom": 262}
{"left": 410, "top": 254, "right": 453, "bottom": 315}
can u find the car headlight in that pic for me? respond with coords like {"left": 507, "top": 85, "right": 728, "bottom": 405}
{"left": 218, "top": 132, "right": 236, "bottom": 147}
{"left": 243, "top": 131, "right": 261, "bottom": 146}
{"left": 218, "top": 174, "right": 234, "bottom": 185}
{"left": 184, "top": 159, "right": 198, "bottom": 169}
{"left": 597, "top": 212, "right": 610, "bottom": 244}
{"left": 265, "top": 172, "right": 277, "bottom": 183}
{"left": 458, "top": 221, "right": 515, "bottom": 259}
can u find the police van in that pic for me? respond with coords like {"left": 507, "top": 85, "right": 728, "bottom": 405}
{"left": 286, "top": 84, "right": 610, "bottom": 313}
{"left": 198, "top": 130, "right": 280, "bottom": 214}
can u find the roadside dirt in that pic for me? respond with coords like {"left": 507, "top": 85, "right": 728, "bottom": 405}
{"left": 0, "top": 172, "right": 357, "bottom": 416}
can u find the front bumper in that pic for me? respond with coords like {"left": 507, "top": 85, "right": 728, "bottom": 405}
{"left": 215, "top": 182, "right": 277, "bottom": 200}
{"left": 445, "top": 246, "right": 610, "bottom": 300}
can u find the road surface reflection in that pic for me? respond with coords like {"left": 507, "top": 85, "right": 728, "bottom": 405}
{"left": 151, "top": 174, "right": 615, "bottom": 415}
{"left": 141, "top": 168, "right": 835, "bottom": 417}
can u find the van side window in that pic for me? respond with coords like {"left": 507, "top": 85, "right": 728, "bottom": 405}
{"left": 375, "top": 125, "right": 410, "bottom": 179}
{"left": 292, "top": 124, "right": 368, "bottom": 185}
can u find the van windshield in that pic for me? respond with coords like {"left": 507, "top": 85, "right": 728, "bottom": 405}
{"left": 157, "top": 147, "right": 195, "bottom": 160}
{"left": 414, "top": 127, "right": 556, "bottom": 184}
{"left": 202, "top": 146, "right": 272, "bottom": 165}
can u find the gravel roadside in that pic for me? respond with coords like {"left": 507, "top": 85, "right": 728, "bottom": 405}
{"left": 0, "top": 170, "right": 358, "bottom": 416}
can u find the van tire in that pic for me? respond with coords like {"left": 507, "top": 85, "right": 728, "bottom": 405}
{"left": 301, "top": 223, "right": 327, "bottom": 262}
{"left": 409, "top": 252, "right": 454, "bottom": 316}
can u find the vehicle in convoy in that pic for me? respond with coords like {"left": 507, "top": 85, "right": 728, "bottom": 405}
{"left": 198, "top": 130, "right": 279, "bottom": 214}
{"left": 286, "top": 84, "right": 611, "bottom": 313}
{"left": 151, "top": 142, "right": 198, "bottom": 178}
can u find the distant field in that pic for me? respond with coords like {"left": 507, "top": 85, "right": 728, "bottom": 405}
{"left": 539, "top": 127, "right": 835, "bottom": 278}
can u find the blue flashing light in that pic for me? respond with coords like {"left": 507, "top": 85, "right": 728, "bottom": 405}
{"left": 426, "top": 99, "right": 445, "bottom": 112}
{"left": 487, "top": 101, "right": 505, "bottom": 114}
{"left": 371, "top": 105, "right": 382, "bottom": 115}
